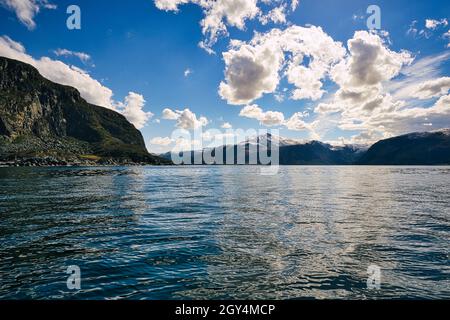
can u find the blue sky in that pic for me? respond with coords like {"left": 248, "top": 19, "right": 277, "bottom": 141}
{"left": 0, "top": 0, "right": 449, "bottom": 153}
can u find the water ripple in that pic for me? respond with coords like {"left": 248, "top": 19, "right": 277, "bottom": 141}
{"left": 0, "top": 166, "right": 449, "bottom": 299}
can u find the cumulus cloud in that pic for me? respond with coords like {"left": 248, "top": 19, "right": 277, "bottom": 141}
{"left": 0, "top": 36, "right": 153, "bottom": 129}
{"left": 154, "top": 0, "right": 299, "bottom": 53}
{"left": 317, "top": 31, "right": 414, "bottom": 135}
{"left": 53, "top": 49, "right": 91, "bottom": 64}
{"left": 162, "top": 108, "right": 180, "bottom": 120}
{"left": 303, "top": 30, "right": 450, "bottom": 143}
{"left": 220, "top": 25, "right": 345, "bottom": 105}
{"left": 239, "top": 104, "right": 312, "bottom": 132}
{"left": 162, "top": 108, "right": 208, "bottom": 129}
{"left": 240, "top": 104, "right": 284, "bottom": 126}
{"left": 219, "top": 26, "right": 447, "bottom": 143}
{"left": 330, "top": 31, "right": 413, "bottom": 89}
{"left": 284, "top": 112, "right": 310, "bottom": 131}
{"left": 219, "top": 38, "right": 284, "bottom": 105}
{"left": 118, "top": 92, "right": 154, "bottom": 129}
{"left": 0, "top": 0, "right": 56, "bottom": 29}
{"left": 221, "top": 122, "right": 232, "bottom": 129}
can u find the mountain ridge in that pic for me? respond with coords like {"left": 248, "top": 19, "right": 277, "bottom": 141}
{"left": 0, "top": 56, "right": 170, "bottom": 166}
{"left": 161, "top": 129, "right": 450, "bottom": 165}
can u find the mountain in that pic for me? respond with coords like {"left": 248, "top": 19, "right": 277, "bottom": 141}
{"left": 357, "top": 129, "right": 450, "bottom": 165}
{"left": 0, "top": 57, "right": 170, "bottom": 165}
{"left": 278, "top": 141, "right": 366, "bottom": 165}
{"left": 162, "top": 130, "right": 450, "bottom": 165}
{"left": 162, "top": 133, "right": 367, "bottom": 165}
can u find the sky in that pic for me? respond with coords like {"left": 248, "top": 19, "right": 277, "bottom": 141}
{"left": 0, "top": 0, "right": 449, "bottom": 153}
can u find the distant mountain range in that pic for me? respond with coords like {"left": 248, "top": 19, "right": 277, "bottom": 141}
{"left": 0, "top": 57, "right": 169, "bottom": 166}
{"left": 162, "top": 130, "right": 450, "bottom": 165}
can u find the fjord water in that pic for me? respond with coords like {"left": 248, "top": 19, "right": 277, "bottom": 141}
{"left": 0, "top": 166, "right": 448, "bottom": 300}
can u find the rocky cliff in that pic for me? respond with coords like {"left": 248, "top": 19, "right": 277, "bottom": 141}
{"left": 0, "top": 56, "right": 169, "bottom": 165}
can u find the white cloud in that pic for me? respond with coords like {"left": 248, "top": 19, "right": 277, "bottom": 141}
{"left": 0, "top": 36, "right": 153, "bottom": 129}
{"left": 330, "top": 31, "right": 413, "bottom": 89}
{"left": 239, "top": 104, "right": 284, "bottom": 127}
{"left": 118, "top": 92, "right": 154, "bottom": 129}
{"left": 219, "top": 26, "right": 447, "bottom": 143}
{"left": 219, "top": 37, "right": 284, "bottom": 105}
{"left": 314, "top": 102, "right": 343, "bottom": 115}
{"left": 0, "top": 0, "right": 56, "bottom": 29}
{"left": 311, "top": 31, "right": 415, "bottom": 141}
{"left": 221, "top": 122, "right": 232, "bottom": 129}
{"left": 259, "top": 5, "right": 286, "bottom": 25}
{"left": 388, "top": 52, "right": 450, "bottom": 100}
{"left": 154, "top": 0, "right": 189, "bottom": 11}
{"left": 155, "top": 0, "right": 259, "bottom": 53}
{"left": 284, "top": 112, "right": 310, "bottom": 131}
{"left": 360, "top": 94, "right": 450, "bottom": 136}
{"left": 301, "top": 30, "right": 450, "bottom": 143}
{"left": 154, "top": 0, "right": 299, "bottom": 53}
{"left": 425, "top": 18, "right": 448, "bottom": 30}
{"left": 184, "top": 68, "right": 192, "bottom": 77}
{"left": 239, "top": 104, "right": 312, "bottom": 132}
{"left": 54, "top": 49, "right": 91, "bottom": 64}
{"left": 162, "top": 108, "right": 180, "bottom": 120}
{"left": 162, "top": 108, "right": 208, "bottom": 129}
{"left": 409, "top": 77, "right": 450, "bottom": 100}
{"left": 239, "top": 104, "right": 264, "bottom": 119}
{"left": 220, "top": 25, "right": 345, "bottom": 105}
{"left": 172, "top": 136, "right": 202, "bottom": 152}
{"left": 150, "top": 136, "right": 173, "bottom": 146}
{"left": 177, "top": 109, "right": 208, "bottom": 129}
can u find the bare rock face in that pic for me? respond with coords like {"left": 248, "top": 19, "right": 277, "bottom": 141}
{"left": 0, "top": 56, "right": 169, "bottom": 165}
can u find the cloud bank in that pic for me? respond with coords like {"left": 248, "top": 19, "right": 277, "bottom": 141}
{"left": 0, "top": 36, "right": 152, "bottom": 129}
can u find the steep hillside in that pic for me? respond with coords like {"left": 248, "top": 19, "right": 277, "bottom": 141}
{"left": 0, "top": 57, "right": 169, "bottom": 165}
{"left": 357, "top": 130, "right": 450, "bottom": 165}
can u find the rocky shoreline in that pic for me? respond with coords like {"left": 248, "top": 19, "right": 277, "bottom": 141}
{"left": 0, "top": 156, "right": 170, "bottom": 167}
